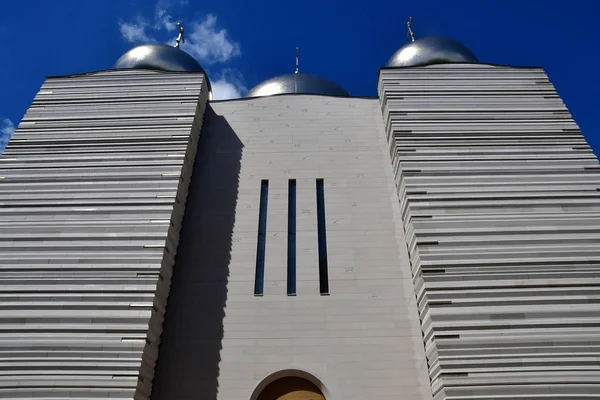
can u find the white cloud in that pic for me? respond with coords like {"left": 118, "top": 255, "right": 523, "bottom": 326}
{"left": 155, "top": 9, "right": 175, "bottom": 31}
{"left": 119, "top": 17, "right": 155, "bottom": 43}
{"left": 0, "top": 118, "right": 15, "bottom": 151}
{"left": 212, "top": 80, "right": 243, "bottom": 100}
{"left": 211, "top": 69, "right": 247, "bottom": 100}
{"left": 1, "top": 118, "right": 14, "bottom": 136}
{"left": 183, "top": 14, "right": 241, "bottom": 64}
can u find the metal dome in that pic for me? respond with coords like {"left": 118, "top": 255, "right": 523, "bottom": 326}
{"left": 247, "top": 73, "right": 349, "bottom": 97}
{"left": 387, "top": 37, "right": 478, "bottom": 68}
{"left": 114, "top": 44, "right": 205, "bottom": 73}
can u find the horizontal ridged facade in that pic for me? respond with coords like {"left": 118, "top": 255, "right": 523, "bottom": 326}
{"left": 0, "top": 69, "right": 208, "bottom": 400}
{"left": 378, "top": 64, "right": 600, "bottom": 399}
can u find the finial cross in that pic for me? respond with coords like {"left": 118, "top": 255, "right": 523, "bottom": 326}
{"left": 407, "top": 16, "right": 415, "bottom": 42}
{"left": 175, "top": 22, "right": 185, "bottom": 48}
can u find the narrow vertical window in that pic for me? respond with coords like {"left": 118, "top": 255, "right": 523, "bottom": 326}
{"left": 287, "top": 179, "right": 297, "bottom": 295}
{"left": 254, "top": 180, "right": 269, "bottom": 295}
{"left": 316, "top": 178, "right": 329, "bottom": 294}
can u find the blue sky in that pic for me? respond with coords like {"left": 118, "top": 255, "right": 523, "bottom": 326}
{"left": 0, "top": 0, "right": 599, "bottom": 154}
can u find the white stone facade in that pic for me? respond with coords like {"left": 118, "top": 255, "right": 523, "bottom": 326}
{"left": 152, "top": 96, "right": 433, "bottom": 400}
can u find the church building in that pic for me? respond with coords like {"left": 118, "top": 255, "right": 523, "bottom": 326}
{"left": 1, "top": 20, "right": 599, "bottom": 400}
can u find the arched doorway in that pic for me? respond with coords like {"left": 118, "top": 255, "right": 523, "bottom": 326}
{"left": 256, "top": 376, "right": 325, "bottom": 400}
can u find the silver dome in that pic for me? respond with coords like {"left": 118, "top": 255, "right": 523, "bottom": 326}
{"left": 247, "top": 73, "right": 349, "bottom": 97}
{"left": 387, "top": 37, "right": 477, "bottom": 67}
{"left": 114, "top": 44, "right": 204, "bottom": 73}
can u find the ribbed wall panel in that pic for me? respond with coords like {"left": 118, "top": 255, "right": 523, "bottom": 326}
{"left": 378, "top": 64, "right": 600, "bottom": 399}
{"left": 0, "top": 69, "right": 208, "bottom": 400}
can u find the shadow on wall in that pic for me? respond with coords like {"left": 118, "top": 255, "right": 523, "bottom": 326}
{"left": 151, "top": 105, "right": 243, "bottom": 400}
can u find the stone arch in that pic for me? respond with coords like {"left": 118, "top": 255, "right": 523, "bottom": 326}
{"left": 249, "top": 369, "right": 330, "bottom": 400}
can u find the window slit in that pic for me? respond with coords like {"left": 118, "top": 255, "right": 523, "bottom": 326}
{"left": 287, "top": 179, "right": 297, "bottom": 295}
{"left": 254, "top": 180, "right": 269, "bottom": 295}
{"left": 316, "top": 178, "right": 329, "bottom": 295}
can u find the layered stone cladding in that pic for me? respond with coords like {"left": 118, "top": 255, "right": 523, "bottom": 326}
{"left": 378, "top": 63, "right": 600, "bottom": 399}
{"left": 0, "top": 69, "right": 209, "bottom": 400}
